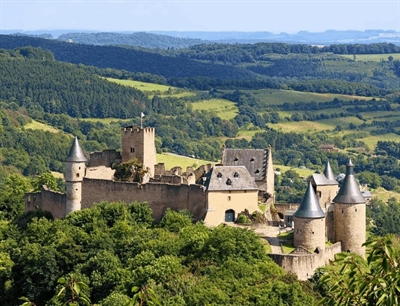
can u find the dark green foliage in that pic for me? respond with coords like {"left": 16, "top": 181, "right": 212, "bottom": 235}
{"left": 0, "top": 201, "right": 317, "bottom": 305}
{"left": 317, "top": 236, "right": 400, "bottom": 306}
{"left": 369, "top": 198, "right": 400, "bottom": 236}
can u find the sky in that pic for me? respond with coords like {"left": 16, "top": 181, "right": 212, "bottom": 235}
{"left": 1, "top": 0, "right": 400, "bottom": 33}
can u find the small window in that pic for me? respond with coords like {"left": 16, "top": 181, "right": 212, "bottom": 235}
{"left": 79, "top": 166, "right": 81, "bottom": 170}
{"left": 227, "top": 196, "right": 231, "bottom": 201}
{"left": 342, "top": 209, "right": 344, "bottom": 213}
{"left": 226, "top": 178, "right": 232, "bottom": 185}
{"left": 255, "top": 169, "right": 260, "bottom": 175}
{"left": 217, "top": 172, "right": 222, "bottom": 178}
{"left": 250, "top": 157, "right": 255, "bottom": 163}
{"left": 130, "top": 147, "right": 135, "bottom": 153}
{"left": 234, "top": 157, "right": 238, "bottom": 162}
{"left": 76, "top": 173, "right": 80, "bottom": 177}
{"left": 234, "top": 172, "right": 239, "bottom": 178}
{"left": 355, "top": 208, "right": 358, "bottom": 212}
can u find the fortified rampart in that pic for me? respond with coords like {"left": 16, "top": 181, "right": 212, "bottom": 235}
{"left": 88, "top": 149, "right": 121, "bottom": 167}
{"left": 268, "top": 242, "right": 342, "bottom": 280}
{"left": 25, "top": 186, "right": 66, "bottom": 219}
{"left": 81, "top": 178, "right": 207, "bottom": 221}
{"left": 274, "top": 203, "right": 300, "bottom": 219}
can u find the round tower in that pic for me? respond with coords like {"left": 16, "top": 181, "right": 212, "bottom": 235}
{"left": 293, "top": 181, "right": 326, "bottom": 252}
{"left": 333, "top": 159, "right": 366, "bottom": 257}
{"left": 65, "top": 137, "right": 87, "bottom": 215}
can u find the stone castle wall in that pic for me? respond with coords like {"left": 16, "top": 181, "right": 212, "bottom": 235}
{"left": 25, "top": 186, "right": 66, "bottom": 219}
{"left": 268, "top": 242, "right": 342, "bottom": 280}
{"left": 81, "top": 178, "right": 207, "bottom": 221}
{"left": 88, "top": 150, "right": 121, "bottom": 167}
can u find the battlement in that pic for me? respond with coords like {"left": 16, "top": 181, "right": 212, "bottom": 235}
{"left": 122, "top": 126, "right": 155, "bottom": 134}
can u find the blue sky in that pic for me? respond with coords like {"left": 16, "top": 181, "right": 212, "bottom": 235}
{"left": 1, "top": 0, "right": 400, "bottom": 33}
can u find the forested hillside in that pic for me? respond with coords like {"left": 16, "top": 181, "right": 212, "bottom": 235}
{"left": 1, "top": 35, "right": 399, "bottom": 95}
{"left": 57, "top": 32, "right": 207, "bottom": 49}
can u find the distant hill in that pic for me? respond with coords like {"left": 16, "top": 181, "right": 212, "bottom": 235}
{"left": 0, "top": 35, "right": 255, "bottom": 81}
{"left": 2, "top": 29, "right": 400, "bottom": 46}
{"left": 57, "top": 32, "right": 207, "bottom": 49}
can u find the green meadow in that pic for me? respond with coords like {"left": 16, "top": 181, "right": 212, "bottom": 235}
{"left": 245, "top": 89, "right": 377, "bottom": 106}
{"left": 191, "top": 99, "right": 238, "bottom": 120}
{"left": 106, "top": 78, "right": 195, "bottom": 97}
{"left": 156, "top": 153, "right": 215, "bottom": 170}
{"left": 25, "top": 120, "right": 60, "bottom": 133}
{"left": 340, "top": 53, "right": 400, "bottom": 62}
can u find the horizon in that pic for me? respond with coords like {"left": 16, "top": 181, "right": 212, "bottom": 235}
{"left": 1, "top": 1, "right": 400, "bottom": 34}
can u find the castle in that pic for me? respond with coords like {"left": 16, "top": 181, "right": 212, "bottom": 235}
{"left": 25, "top": 125, "right": 366, "bottom": 280}
{"left": 270, "top": 160, "right": 366, "bottom": 280}
{"left": 26, "top": 125, "right": 274, "bottom": 227}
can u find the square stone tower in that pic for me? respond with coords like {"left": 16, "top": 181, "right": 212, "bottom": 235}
{"left": 121, "top": 126, "right": 156, "bottom": 177}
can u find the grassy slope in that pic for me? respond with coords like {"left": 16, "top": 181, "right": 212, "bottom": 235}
{"left": 246, "top": 89, "right": 378, "bottom": 106}
{"left": 25, "top": 119, "right": 60, "bottom": 133}
{"left": 156, "top": 153, "right": 215, "bottom": 170}
{"left": 339, "top": 54, "right": 400, "bottom": 61}
{"left": 191, "top": 98, "right": 238, "bottom": 120}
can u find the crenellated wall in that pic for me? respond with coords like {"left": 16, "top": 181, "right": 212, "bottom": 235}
{"left": 81, "top": 178, "right": 207, "bottom": 221}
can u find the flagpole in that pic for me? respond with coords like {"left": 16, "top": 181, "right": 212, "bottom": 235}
{"left": 141, "top": 116, "right": 143, "bottom": 129}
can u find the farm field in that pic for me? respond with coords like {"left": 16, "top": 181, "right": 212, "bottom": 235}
{"left": 106, "top": 78, "right": 195, "bottom": 97}
{"left": 25, "top": 120, "right": 60, "bottom": 133}
{"left": 245, "top": 89, "right": 379, "bottom": 106}
{"left": 191, "top": 99, "right": 238, "bottom": 120}
{"left": 340, "top": 53, "right": 400, "bottom": 61}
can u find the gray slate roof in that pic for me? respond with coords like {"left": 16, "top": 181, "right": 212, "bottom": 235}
{"left": 294, "top": 181, "right": 325, "bottom": 218}
{"left": 204, "top": 166, "right": 259, "bottom": 191}
{"left": 66, "top": 137, "right": 87, "bottom": 162}
{"left": 333, "top": 159, "right": 365, "bottom": 204}
{"left": 312, "top": 161, "right": 338, "bottom": 186}
{"left": 221, "top": 149, "right": 266, "bottom": 180}
{"left": 324, "top": 161, "right": 336, "bottom": 182}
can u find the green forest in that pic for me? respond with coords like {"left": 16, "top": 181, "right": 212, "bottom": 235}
{"left": 1, "top": 35, "right": 400, "bottom": 305}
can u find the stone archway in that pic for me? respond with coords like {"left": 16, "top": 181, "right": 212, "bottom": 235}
{"left": 225, "top": 209, "right": 235, "bottom": 222}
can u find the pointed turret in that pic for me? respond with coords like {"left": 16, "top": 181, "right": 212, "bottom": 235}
{"left": 65, "top": 137, "right": 87, "bottom": 215}
{"left": 333, "top": 159, "right": 365, "bottom": 204}
{"left": 66, "top": 137, "right": 87, "bottom": 162}
{"left": 294, "top": 181, "right": 325, "bottom": 219}
{"left": 323, "top": 161, "right": 336, "bottom": 182}
{"left": 293, "top": 181, "right": 326, "bottom": 252}
{"left": 333, "top": 159, "right": 366, "bottom": 257}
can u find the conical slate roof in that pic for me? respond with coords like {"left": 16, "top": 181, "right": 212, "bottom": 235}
{"left": 333, "top": 159, "right": 365, "bottom": 204}
{"left": 66, "top": 137, "right": 87, "bottom": 162}
{"left": 294, "top": 181, "right": 325, "bottom": 218}
{"left": 324, "top": 161, "right": 336, "bottom": 182}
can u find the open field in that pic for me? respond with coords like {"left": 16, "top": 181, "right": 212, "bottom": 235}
{"left": 245, "top": 89, "right": 378, "bottom": 106}
{"left": 106, "top": 78, "right": 172, "bottom": 92}
{"left": 156, "top": 153, "right": 215, "bottom": 170}
{"left": 191, "top": 99, "right": 238, "bottom": 120}
{"left": 25, "top": 120, "right": 60, "bottom": 133}
{"left": 106, "top": 78, "right": 195, "bottom": 97}
{"left": 361, "top": 134, "right": 400, "bottom": 150}
{"left": 275, "top": 165, "right": 315, "bottom": 178}
{"left": 372, "top": 187, "right": 400, "bottom": 203}
{"left": 340, "top": 53, "right": 400, "bottom": 62}
{"left": 269, "top": 120, "right": 334, "bottom": 133}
